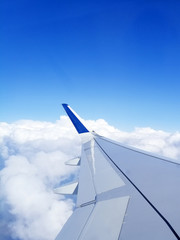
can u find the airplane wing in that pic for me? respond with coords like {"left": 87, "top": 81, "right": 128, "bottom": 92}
{"left": 55, "top": 104, "right": 180, "bottom": 240}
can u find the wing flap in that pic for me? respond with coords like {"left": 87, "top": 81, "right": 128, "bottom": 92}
{"left": 79, "top": 196, "right": 129, "bottom": 240}
{"left": 56, "top": 196, "right": 129, "bottom": 240}
{"left": 55, "top": 204, "right": 94, "bottom": 240}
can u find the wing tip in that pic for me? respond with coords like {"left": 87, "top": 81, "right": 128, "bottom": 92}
{"left": 62, "top": 103, "right": 89, "bottom": 134}
{"left": 62, "top": 103, "right": 68, "bottom": 106}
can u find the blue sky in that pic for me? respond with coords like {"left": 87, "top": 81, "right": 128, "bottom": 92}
{"left": 1, "top": 0, "right": 180, "bottom": 131}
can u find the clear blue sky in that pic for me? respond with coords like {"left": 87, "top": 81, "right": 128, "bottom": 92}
{"left": 1, "top": 0, "right": 180, "bottom": 131}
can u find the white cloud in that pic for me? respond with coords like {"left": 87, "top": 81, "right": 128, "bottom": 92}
{"left": 0, "top": 116, "right": 79, "bottom": 240}
{"left": 85, "top": 119, "right": 180, "bottom": 160}
{"left": 0, "top": 116, "right": 180, "bottom": 240}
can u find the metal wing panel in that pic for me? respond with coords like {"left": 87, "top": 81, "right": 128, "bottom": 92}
{"left": 83, "top": 138, "right": 125, "bottom": 195}
{"left": 55, "top": 195, "right": 130, "bottom": 240}
{"left": 96, "top": 136, "right": 180, "bottom": 238}
{"left": 76, "top": 147, "right": 96, "bottom": 206}
{"left": 79, "top": 196, "right": 129, "bottom": 240}
{"left": 55, "top": 204, "right": 95, "bottom": 240}
{"left": 56, "top": 136, "right": 130, "bottom": 240}
{"left": 118, "top": 185, "right": 177, "bottom": 240}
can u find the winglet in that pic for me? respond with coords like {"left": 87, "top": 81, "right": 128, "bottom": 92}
{"left": 62, "top": 104, "right": 89, "bottom": 134}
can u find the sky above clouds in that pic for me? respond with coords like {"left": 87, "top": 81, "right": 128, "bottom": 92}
{"left": 1, "top": 0, "right": 180, "bottom": 131}
{"left": 1, "top": 0, "right": 180, "bottom": 239}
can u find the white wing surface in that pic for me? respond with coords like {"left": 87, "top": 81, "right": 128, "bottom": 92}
{"left": 55, "top": 104, "right": 180, "bottom": 240}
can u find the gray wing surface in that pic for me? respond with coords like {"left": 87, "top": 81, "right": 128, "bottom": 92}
{"left": 55, "top": 104, "right": 180, "bottom": 240}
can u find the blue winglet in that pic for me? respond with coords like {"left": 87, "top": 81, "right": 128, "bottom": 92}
{"left": 62, "top": 104, "right": 89, "bottom": 134}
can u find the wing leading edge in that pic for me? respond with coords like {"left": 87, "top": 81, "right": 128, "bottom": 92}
{"left": 55, "top": 104, "right": 180, "bottom": 240}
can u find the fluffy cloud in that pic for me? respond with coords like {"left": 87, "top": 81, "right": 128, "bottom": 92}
{"left": 86, "top": 119, "right": 180, "bottom": 160}
{"left": 0, "top": 117, "right": 80, "bottom": 240}
{"left": 0, "top": 116, "right": 180, "bottom": 240}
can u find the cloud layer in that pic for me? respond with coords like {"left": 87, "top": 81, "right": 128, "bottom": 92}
{"left": 1, "top": 116, "right": 180, "bottom": 240}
